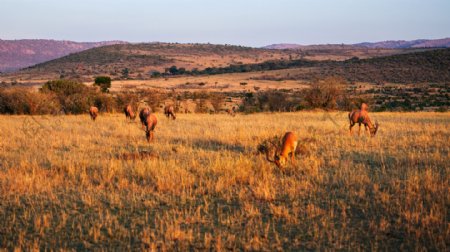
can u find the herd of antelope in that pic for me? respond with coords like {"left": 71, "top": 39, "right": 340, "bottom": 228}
{"left": 88, "top": 103, "right": 379, "bottom": 168}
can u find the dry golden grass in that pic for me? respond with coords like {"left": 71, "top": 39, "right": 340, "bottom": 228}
{"left": 0, "top": 112, "right": 448, "bottom": 250}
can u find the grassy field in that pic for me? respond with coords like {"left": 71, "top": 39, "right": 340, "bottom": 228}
{"left": 0, "top": 112, "right": 448, "bottom": 250}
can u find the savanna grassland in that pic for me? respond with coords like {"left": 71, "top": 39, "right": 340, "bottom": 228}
{"left": 0, "top": 112, "right": 448, "bottom": 250}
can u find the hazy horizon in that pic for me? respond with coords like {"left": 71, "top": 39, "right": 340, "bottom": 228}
{"left": 2, "top": 0, "right": 450, "bottom": 47}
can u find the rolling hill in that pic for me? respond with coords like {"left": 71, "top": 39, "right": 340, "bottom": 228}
{"left": 4, "top": 42, "right": 426, "bottom": 82}
{"left": 0, "top": 39, "right": 127, "bottom": 72}
{"left": 7, "top": 43, "right": 295, "bottom": 80}
{"left": 249, "top": 48, "right": 450, "bottom": 84}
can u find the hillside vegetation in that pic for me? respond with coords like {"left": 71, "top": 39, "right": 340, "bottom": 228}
{"left": 0, "top": 112, "right": 448, "bottom": 250}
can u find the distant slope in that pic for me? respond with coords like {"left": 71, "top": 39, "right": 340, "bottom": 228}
{"left": 263, "top": 44, "right": 362, "bottom": 50}
{"left": 14, "top": 43, "right": 293, "bottom": 79}
{"left": 355, "top": 38, "right": 450, "bottom": 48}
{"left": 264, "top": 38, "right": 450, "bottom": 49}
{"left": 0, "top": 39, "right": 127, "bottom": 72}
{"left": 270, "top": 48, "right": 450, "bottom": 84}
{"left": 9, "top": 42, "right": 424, "bottom": 81}
{"left": 192, "top": 48, "right": 450, "bottom": 84}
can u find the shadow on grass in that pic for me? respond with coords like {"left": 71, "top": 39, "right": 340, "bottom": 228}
{"left": 190, "top": 138, "right": 246, "bottom": 153}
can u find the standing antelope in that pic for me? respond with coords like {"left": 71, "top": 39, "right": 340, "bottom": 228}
{"left": 265, "top": 132, "right": 298, "bottom": 168}
{"left": 89, "top": 106, "right": 98, "bottom": 121}
{"left": 348, "top": 103, "right": 379, "bottom": 137}
{"left": 164, "top": 105, "right": 176, "bottom": 120}
{"left": 124, "top": 104, "right": 136, "bottom": 121}
{"left": 139, "top": 108, "right": 158, "bottom": 142}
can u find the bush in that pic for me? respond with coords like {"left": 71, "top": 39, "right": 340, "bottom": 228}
{"left": 41, "top": 79, "right": 87, "bottom": 96}
{"left": 0, "top": 88, "right": 61, "bottom": 114}
{"left": 41, "top": 79, "right": 113, "bottom": 114}
{"left": 304, "top": 77, "right": 346, "bottom": 110}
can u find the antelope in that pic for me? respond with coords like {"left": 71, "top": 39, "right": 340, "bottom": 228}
{"left": 139, "top": 108, "right": 157, "bottom": 142}
{"left": 164, "top": 105, "right": 176, "bottom": 120}
{"left": 348, "top": 103, "right": 379, "bottom": 137}
{"left": 124, "top": 104, "right": 136, "bottom": 121}
{"left": 89, "top": 106, "right": 98, "bottom": 121}
{"left": 139, "top": 107, "right": 151, "bottom": 129}
{"left": 144, "top": 113, "right": 158, "bottom": 142}
{"left": 264, "top": 132, "right": 298, "bottom": 168}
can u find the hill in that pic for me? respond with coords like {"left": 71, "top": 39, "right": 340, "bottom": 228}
{"left": 0, "top": 39, "right": 127, "bottom": 72}
{"left": 6, "top": 43, "right": 293, "bottom": 80}
{"left": 264, "top": 37, "right": 450, "bottom": 49}
{"left": 175, "top": 48, "right": 450, "bottom": 84}
{"left": 354, "top": 38, "right": 450, "bottom": 48}
{"left": 3, "top": 43, "right": 424, "bottom": 82}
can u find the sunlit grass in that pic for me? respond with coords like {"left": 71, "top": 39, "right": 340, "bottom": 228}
{"left": 0, "top": 112, "right": 448, "bottom": 250}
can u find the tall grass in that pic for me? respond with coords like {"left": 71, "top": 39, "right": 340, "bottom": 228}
{"left": 0, "top": 112, "right": 448, "bottom": 250}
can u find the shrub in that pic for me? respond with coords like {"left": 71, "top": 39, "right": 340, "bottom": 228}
{"left": 0, "top": 88, "right": 61, "bottom": 114}
{"left": 304, "top": 77, "right": 346, "bottom": 110}
{"left": 41, "top": 79, "right": 87, "bottom": 96}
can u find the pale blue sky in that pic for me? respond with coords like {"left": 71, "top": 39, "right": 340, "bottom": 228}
{"left": 1, "top": 0, "right": 449, "bottom": 46}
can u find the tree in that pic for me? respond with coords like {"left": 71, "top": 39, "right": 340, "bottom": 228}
{"left": 150, "top": 71, "right": 161, "bottom": 78}
{"left": 169, "top": 66, "right": 178, "bottom": 75}
{"left": 94, "top": 76, "right": 112, "bottom": 93}
{"left": 121, "top": 68, "right": 129, "bottom": 79}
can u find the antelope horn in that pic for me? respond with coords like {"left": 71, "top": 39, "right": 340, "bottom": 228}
{"left": 265, "top": 149, "right": 275, "bottom": 163}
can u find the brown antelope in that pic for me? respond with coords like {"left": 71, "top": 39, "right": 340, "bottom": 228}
{"left": 265, "top": 132, "right": 298, "bottom": 168}
{"left": 144, "top": 113, "right": 158, "bottom": 142}
{"left": 124, "top": 104, "right": 136, "bottom": 121}
{"left": 164, "top": 105, "right": 176, "bottom": 120}
{"left": 348, "top": 103, "right": 379, "bottom": 137}
{"left": 139, "top": 108, "right": 157, "bottom": 142}
{"left": 139, "top": 107, "right": 151, "bottom": 129}
{"left": 89, "top": 106, "right": 98, "bottom": 121}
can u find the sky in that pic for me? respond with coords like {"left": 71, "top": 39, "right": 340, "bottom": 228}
{"left": 1, "top": 0, "right": 449, "bottom": 47}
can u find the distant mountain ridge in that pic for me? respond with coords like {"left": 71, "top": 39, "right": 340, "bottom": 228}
{"left": 0, "top": 39, "right": 127, "bottom": 72}
{"left": 264, "top": 38, "right": 450, "bottom": 49}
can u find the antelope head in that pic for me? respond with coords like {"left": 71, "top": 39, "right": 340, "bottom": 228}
{"left": 274, "top": 154, "right": 286, "bottom": 168}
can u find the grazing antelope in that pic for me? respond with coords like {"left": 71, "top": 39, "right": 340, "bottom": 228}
{"left": 139, "top": 107, "right": 151, "bottom": 129}
{"left": 349, "top": 103, "right": 379, "bottom": 137}
{"left": 264, "top": 132, "right": 298, "bottom": 168}
{"left": 89, "top": 106, "right": 98, "bottom": 121}
{"left": 164, "top": 105, "right": 176, "bottom": 120}
{"left": 139, "top": 108, "right": 157, "bottom": 142}
{"left": 124, "top": 104, "right": 136, "bottom": 121}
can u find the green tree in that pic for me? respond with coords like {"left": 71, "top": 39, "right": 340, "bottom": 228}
{"left": 94, "top": 76, "right": 112, "bottom": 93}
{"left": 169, "top": 66, "right": 178, "bottom": 75}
